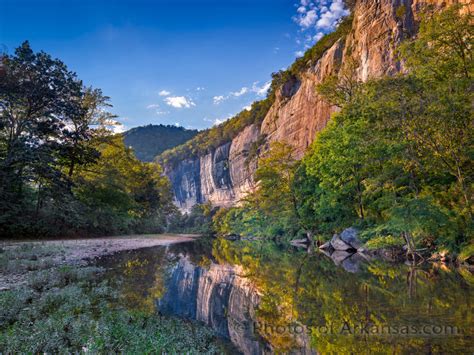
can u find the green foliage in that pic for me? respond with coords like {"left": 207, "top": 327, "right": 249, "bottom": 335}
{"left": 74, "top": 135, "right": 175, "bottom": 236}
{"left": 0, "top": 42, "right": 174, "bottom": 238}
{"left": 365, "top": 235, "right": 406, "bottom": 250}
{"left": 123, "top": 124, "right": 198, "bottom": 162}
{"left": 213, "top": 7, "right": 473, "bottom": 253}
{"left": 211, "top": 239, "right": 473, "bottom": 353}
{"left": 302, "top": 6, "right": 473, "bottom": 251}
{"left": 0, "top": 245, "right": 224, "bottom": 353}
{"left": 167, "top": 203, "right": 216, "bottom": 235}
{"left": 395, "top": 5, "right": 406, "bottom": 19}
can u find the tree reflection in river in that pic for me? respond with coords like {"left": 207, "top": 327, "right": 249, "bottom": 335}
{"left": 98, "top": 239, "right": 473, "bottom": 354}
{"left": 212, "top": 239, "right": 473, "bottom": 354}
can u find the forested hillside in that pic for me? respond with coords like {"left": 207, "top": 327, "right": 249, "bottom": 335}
{"left": 124, "top": 124, "right": 198, "bottom": 162}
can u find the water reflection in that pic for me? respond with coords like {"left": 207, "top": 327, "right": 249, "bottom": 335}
{"left": 96, "top": 239, "right": 473, "bottom": 354}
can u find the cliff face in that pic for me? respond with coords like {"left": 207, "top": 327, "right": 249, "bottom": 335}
{"left": 165, "top": 0, "right": 469, "bottom": 212}
{"left": 167, "top": 124, "right": 260, "bottom": 210}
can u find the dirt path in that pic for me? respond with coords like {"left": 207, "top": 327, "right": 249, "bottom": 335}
{"left": 0, "top": 234, "right": 199, "bottom": 291}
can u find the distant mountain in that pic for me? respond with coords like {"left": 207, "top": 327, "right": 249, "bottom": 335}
{"left": 123, "top": 124, "right": 198, "bottom": 162}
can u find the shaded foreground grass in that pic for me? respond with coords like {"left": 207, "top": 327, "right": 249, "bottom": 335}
{"left": 0, "top": 244, "right": 227, "bottom": 353}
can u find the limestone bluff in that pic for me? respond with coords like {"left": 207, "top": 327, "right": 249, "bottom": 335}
{"left": 159, "top": 0, "right": 472, "bottom": 212}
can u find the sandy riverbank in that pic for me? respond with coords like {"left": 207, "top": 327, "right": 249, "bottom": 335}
{"left": 0, "top": 234, "right": 199, "bottom": 290}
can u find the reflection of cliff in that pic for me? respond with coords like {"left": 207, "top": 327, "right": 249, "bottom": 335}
{"left": 158, "top": 256, "right": 264, "bottom": 355}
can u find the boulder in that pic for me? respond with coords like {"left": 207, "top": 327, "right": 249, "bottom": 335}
{"left": 319, "top": 241, "right": 332, "bottom": 250}
{"left": 290, "top": 239, "right": 309, "bottom": 248}
{"left": 330, "top": 234, "right": 353, "bottom": 251}
{"left": 341, "top": 253, "right": 366, "bottom": 273}
{"left": 330, "top": 250, "right": 352, "bottom": 265}
{"left": 339, "top": 228, "right": 362, "bottom": 250}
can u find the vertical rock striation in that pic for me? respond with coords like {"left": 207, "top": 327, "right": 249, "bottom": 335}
{"left": 159, "top": 257, "right": 264, "bottom": 354}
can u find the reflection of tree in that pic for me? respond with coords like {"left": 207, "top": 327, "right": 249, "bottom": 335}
{"left": 212, "top": 239, "right": 474, "bottom": 353}
{"left": 104, "top": 248, "right": 169, "bottom": 313}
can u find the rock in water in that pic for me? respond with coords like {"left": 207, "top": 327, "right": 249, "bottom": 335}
{"left": 330, "top": 234, "right": 353, "bottom": 251}
{"left": 341, "top": 253, "right": 366, "bottom": 273}
{"left": 319, "top": 241, "right": 332, "bottom": 250}
{"left": 330, "top": 250, "right": 353, "bottom": 265}
{"left": 339, "top": 228, "right": 362, "bottom": 250}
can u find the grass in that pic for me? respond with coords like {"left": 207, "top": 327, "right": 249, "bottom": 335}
{"left": 0, "top": 244, "right": 228, "bottom": 353}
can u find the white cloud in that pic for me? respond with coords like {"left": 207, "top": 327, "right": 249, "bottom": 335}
{"left": 231, "top": 87, "right": 249, "bottom": 97}
{"left": 252, "top": 81, "right": 271, "bottom": 96}
{"left": 112, "top": 124, "right": 126, "bottom": 134}
{"left": 213, "top": 95, "right": 226, "bottom": 105}
{"left": 243, "top": 104, "right": 252, "bottom": 111}
{"left": 146, "top": 104, "right": 160, "bottom": 109}
{"left": 102, "top": 118, "right": 125, "bottom": 134}
{"left": 158, "top": 90, "right": 171, "bottom": 96}
{"left": 155, "top": 110, "right": 169, "bottom": 115}
{"left": 293, "top": 0, "right": 349, "bottom": 56}
{"left": 297, "top": 9, "right": 317, "bottom": 28}
{"left": 297, "top": 6, "right": 306, "bottom": 13}
{"left": 295, "top": 50, "right": 305, "bottom": 58}
{"left": 196, "top": 87, "right": 205, "bottom": 91}
{"left": 165, "top": 96, "right": 195, "bottom": 108}
{"left": 316, "top": 0, "right": 349, "bottom": 30}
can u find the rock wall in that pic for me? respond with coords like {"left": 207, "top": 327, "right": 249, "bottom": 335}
{"left": 167, "top": 124, "right": 260, "bottom": 211}
{"left": 166, "top": 0, "right": 469, "bottom": 211}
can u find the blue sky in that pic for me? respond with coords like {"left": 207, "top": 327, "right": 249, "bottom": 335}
{"left": 0, "top": 0, "right": 348, "bottom": 131}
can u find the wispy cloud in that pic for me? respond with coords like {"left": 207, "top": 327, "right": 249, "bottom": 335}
{"left": 165, "top": 96, "right": 195, "bottom": 108}
{"left": 212, "top": 81, "right": 271, "bottom": 106}
{"left": 252, "top": 81, "right": 271, "bottom": 96}
{"left": 146, "top": 104, "right": 160, "bottom": 109}
{"left": 231, "top": 87, "right": 248, "bottom": 97}
{"left": 204, "top": 113, "right": 234, "bottom": 126}
{"left": 213, "top": 95, "right": 226, "bottom": 105}
{"left": 158, "top": 90, "right": 171, "bottom": 96}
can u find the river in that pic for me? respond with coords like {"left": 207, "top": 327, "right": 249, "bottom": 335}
{"left": 95, "top": 238, "right": 473, "bottom": 354}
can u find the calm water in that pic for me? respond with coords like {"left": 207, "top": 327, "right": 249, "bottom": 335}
{"left": 95, "top": 239, "right": 473, "bottom": 354}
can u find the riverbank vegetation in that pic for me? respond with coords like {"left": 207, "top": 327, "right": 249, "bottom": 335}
{"left": 0, "top": 243, "right": 226, "bottom": 353}
{"left": 0, "top": 42, "right": 174, "bottom": 238}
{"left": 212, "top": 7, "right": 473, "bottom": 258}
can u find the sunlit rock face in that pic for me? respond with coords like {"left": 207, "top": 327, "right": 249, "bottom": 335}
{"left": 165, "top": 0, "right": 466, "bottom": 211}
{"left": 158, "top": 257, "right": 264, "bottom": 354}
